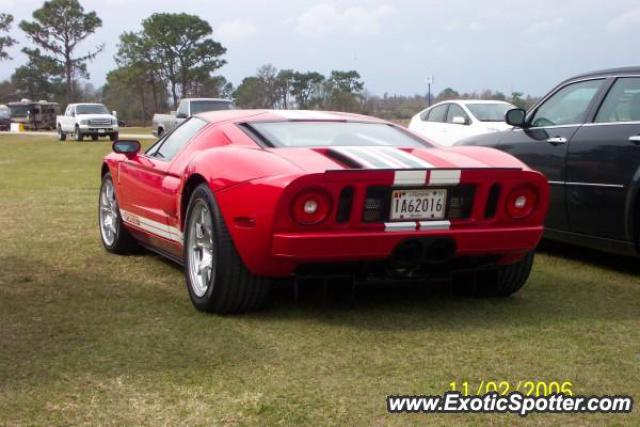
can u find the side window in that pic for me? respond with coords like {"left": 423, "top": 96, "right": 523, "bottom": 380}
{"left": 148, "top": 118, "right": 207, "bottom": 160}
{"left": 446, "top": 104, "right": 469, "bottom": 124}
{"left": 595, "top": 77, "right": 640, "bottom": 123}
{"left": 530, "top": 79, "right": 604, "bottom": 128}
{"left": 427, "top": 104, "right": 448, "bottom": 123}
{"left": 176, "top": 102, "right": 189, "bottom": 117}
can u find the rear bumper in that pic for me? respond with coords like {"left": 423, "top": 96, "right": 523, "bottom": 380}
{"left": 259, "top": 226, "right": 543, "bottom": 276}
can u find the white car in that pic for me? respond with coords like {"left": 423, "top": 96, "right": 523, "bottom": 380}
{"left": 409, "top": 100, "right": 515, "bottom": 146}
{"left": 57, "top": 103, "right": 119, "bottom": 141}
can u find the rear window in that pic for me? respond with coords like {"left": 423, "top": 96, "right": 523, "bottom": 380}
{"left": 247, "top": 121, "right": 430, "bottom": 148}
{"left": 191, "top": 100, "right": 233, "bottom": 114}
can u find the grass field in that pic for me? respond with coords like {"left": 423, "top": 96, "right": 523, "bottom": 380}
{"left": 1, "top": 134, "right": 639, "bottom": 426}
{"left": 120, "top": 126, "right": 153, "bottom": 135}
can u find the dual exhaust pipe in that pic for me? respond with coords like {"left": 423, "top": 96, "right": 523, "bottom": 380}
{"left": 390, "top": 238, "right": 457, "bottom": 269}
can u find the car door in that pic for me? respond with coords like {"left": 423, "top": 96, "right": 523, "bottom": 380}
{"left": 496, "top": 78, "right": 607, "bottom": 231}
{"left": 62, "top": 106, "right": 75, "bottom": 132}
{"left": 442, "top": 103, "right": 472, "bottom": 145}
{"left": 566, "top": 76, "right": 640, "bottom": 241}
{"left": 418, "top": 103, "right": 449, "bottom": 144}
{"left": 117, "top": 117, "right": 208, "bottom": 254}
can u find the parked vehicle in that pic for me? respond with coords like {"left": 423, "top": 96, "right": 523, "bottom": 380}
{"left": 152, "top": 98, "right": 234, "bottom": 137}
{"left": 7, "top": 99, "right": 60, "bottom": 130}
{"left": 409, "top": 100, "right": 515, "bottom": 146}
{"left": 457, "top": 66, "right": 640, "bottom": 256}
{"left": 0, "top": 105, "right": 10, "bottom": 131}
{"left": 57, "top": 103, "right": 119, "bottom": 141}
{"left": 99, "top": 109, "right": 548, "bottom": 313}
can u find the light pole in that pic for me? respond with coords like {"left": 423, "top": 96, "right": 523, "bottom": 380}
{"left": 425, "top": 75, "right": 434, "bottom": 107}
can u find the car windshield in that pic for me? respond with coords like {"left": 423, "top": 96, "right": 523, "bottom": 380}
{"left": 76, "top": 104, "right": 110, "bottom": 115}
{"left": 191, "top": 100, "right": 233, "bottom": 114}
{"left": 465, "top": 103, "right": 512, "bottom": 122}
{"left": 248, "top": 121, "right": 430, "bottom": 148}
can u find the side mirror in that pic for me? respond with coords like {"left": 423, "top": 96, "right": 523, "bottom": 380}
{"left": 112, "top": 140, "right": 141, "bottom": 158}
{"left": 505, "top": 108, "right": 527, "bottom": 128}
{"left": 452, "top": 116, "right": 467, "bottom": 125}
{"left": 176, "top": 112, "right": 187, "bottom": 119}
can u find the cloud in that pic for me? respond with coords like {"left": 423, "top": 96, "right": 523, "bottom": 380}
{"left": 295, "top": 3, "right": 394, "bottom": 38}
{"left": 216, "top": 19, "right": 258, "bottom": 43}
{"left": 607, "top": 7, "right": 640, "bottom": 31}
{"left": 524, "top": 17, "right": 564, "bottom": 35}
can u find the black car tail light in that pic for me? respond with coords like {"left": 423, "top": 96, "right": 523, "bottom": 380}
{"left": 336, "top": 187, "right": 354, "bottom": 223}
{"left": 448, "top": 185, "right": 475, "bottom": 219}
{"left": 484, "top": 184, "right": 501, "bottom": 218}
{"left": 362, "top": 187, "right": 390, "bottom": 222}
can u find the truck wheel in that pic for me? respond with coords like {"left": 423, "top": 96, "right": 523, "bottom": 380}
{"left": 91, "top": 135, "right": 99, "bottom": 141}
{"left": 74, "top": 126, "right": 83, "bottom": 141}
{"left": 184, "top": 183, "right": 270, "bottom": 314}
{"left": 57, "top": 125, "right": 66, "bottom": 141}
{"left": 110, "top": 132, "right": 119, "bottom": 141}
{"left": 157, "top": 127, "right": 164, "bottom": 138}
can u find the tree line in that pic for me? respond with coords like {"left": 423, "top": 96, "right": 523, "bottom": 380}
{"left": 0, "top": 0, "right": 539, "bottom": 125}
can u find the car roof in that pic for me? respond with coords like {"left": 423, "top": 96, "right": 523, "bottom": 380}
{"left": 427, "top": 99, "right": 512, "bottom": 108}
{"left": 561, "top": 66, "right": 640, "bottom": 83}
{"left": 195, "top": 109, "right": 388, "bottom": 124}
{"left": 186, "top": 98, "right": 233, "bottom": 102}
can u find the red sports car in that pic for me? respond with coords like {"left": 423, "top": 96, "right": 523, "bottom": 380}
{"left": 99, "top": 110, "right": 549, "bottom": 313}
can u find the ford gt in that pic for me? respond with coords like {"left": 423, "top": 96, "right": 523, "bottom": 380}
{"left": 99, "top": 110, "right": 549, "bottom": 313}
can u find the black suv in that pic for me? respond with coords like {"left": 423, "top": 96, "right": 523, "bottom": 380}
{"left": 457, "top": 66, "right": 640, "bottom": 256}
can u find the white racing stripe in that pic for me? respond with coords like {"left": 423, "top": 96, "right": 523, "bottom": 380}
{"left": 393, "top": 170, "right": 427, "bottom": 186}
{"left": 428, "top": 170, "right": 461, "bottom": 186}
{"left": 384, "top": 222, "right": 417, "bottom": 232}
{"left": 377, "top": 147, "right": 434, "bottom": 168}
{"left": 120, "top": 209, "right": 183, "bottom": 243}
{"left": 330, "top": 146, "right": 435, "bottom": 169}
{"left": 419, "top": 220, "right": 451, "bottom": 230}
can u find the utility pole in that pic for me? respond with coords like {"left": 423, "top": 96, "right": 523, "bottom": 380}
{"left": 425, "top": 75, "right": 434, "bottom": 107}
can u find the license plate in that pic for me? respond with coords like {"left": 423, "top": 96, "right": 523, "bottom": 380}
{"left": 98, "top": 129, "right": 105, "bottom": 133}
{"left": 390, "top": 189, "right": 447, "bottom": 220}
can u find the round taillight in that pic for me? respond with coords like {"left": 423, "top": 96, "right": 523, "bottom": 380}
{"left": 506, "top": 186, "right": 538, "bottom": 219}
{"left": 291, "top": 190, "right": 332, "bottom": 225}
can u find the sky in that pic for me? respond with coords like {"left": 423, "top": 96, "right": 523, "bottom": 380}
{"left": 1, "top": 0, "right": 639, "bottom": 97}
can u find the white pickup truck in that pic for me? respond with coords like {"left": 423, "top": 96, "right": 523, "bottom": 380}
{"left": 152, "top": 98, "right": 233, "bottom": 137}
{"left": 57, "top": 103, "right": 119, "bottom": 141}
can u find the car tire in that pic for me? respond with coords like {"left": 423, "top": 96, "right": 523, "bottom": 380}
{"left": 99, "top": 172, "right": 139, "bottom": 254}
{"left": 91, "top": 135, "right": 99, "bottom": 141}
{"left": 110, "top": 132, "right": 119, "bottom": 141}
{"left": 74, "top": 126, "right": 83, "bottom": 141}
{"left": 453, "top": 251, "right": 534, "bottom": 297}
{"left": 157, "top": 127, "right": 164, "bottom": 138}
{"left": 57, "top": 125, "right": 66, "bottom": 141}
{"left": 184, "top": 183, "right": 270, "bottom": 314}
